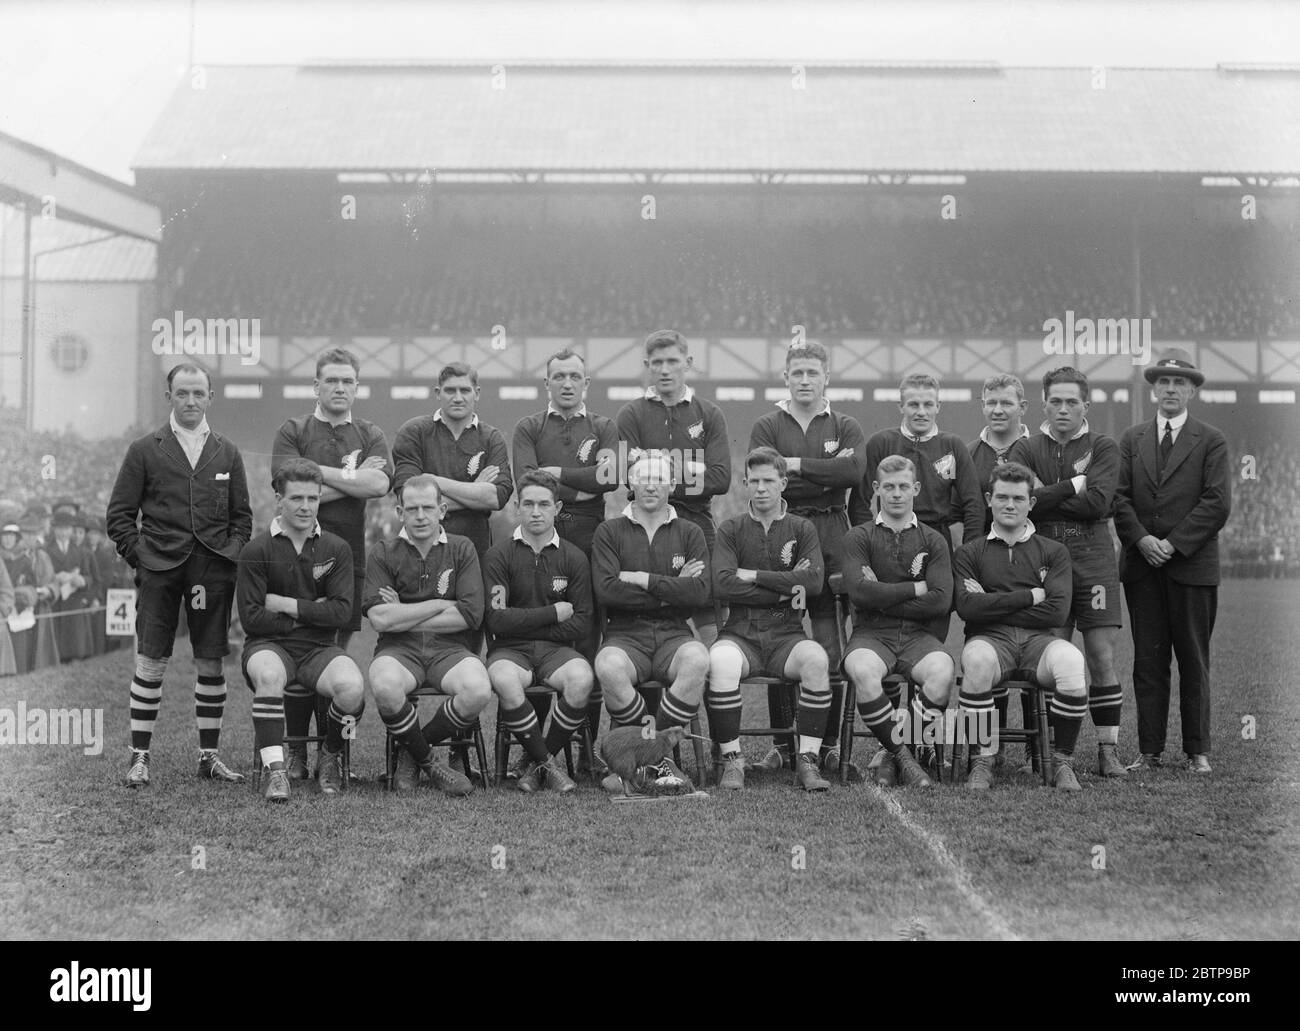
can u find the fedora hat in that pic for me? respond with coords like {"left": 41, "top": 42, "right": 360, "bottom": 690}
{"left": 1144, "top": 347, "right": 1205, "bottom": 388}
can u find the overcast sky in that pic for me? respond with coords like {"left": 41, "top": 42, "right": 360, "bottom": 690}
{"left": 1, "top": 0, "right": 1296, "bottom": 182}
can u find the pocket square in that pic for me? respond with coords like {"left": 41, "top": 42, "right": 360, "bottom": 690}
{"left": 215, "top": 472, "right": 230, "bottom": 480}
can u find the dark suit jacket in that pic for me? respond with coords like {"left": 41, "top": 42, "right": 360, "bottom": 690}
{"left": 1113, "top": 415, "right": 1231, "bottom": 586}
{"left": 106, "top": 424, "right": 253, "bottom": 572}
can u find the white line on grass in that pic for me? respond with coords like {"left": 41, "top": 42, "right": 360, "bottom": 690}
{"left": 869, "top": 784, "right": 1021, "bottom": 941}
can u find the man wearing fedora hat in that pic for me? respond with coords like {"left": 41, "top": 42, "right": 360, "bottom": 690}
{"left": 1114, "top": 348, "right": 1231, "bottom": 774}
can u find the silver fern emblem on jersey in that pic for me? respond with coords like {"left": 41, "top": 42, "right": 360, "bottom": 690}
{"left": 311, "top": 559, "right": 335, "bottom": 580}
{"left": 780, "top": 539, "right": 796, "bottom": 566}
{"left": 1038, "top": 567, "right": 1048, "bottom": 584}
{"left": 909, "top": 552, "right": 927, "bottom": 578}
{"left": 933, "top": 453, "right": 956, "bottom": 480}
{"left": 823, "top": 438, "right": 840, "bottom": 455}
{"left": 551, "top": 576, "right": 568, "bottom": 595}
{"left": 671, "top": 553, "right": 686, "bottom": 570}
{"left": 436, "top": 569, "right": 453, "bottom": 596}
{"left": 686, "top": 420, "right": 704, "bottom": 440}
{"left": 466, "top": 451, "right": 484, "bottom": 477}
{"left": 1073, "top": 450, "right": 1092, "bottom": 475}
{"left": 576, "top": 437, "right": 597, "bottom": 463}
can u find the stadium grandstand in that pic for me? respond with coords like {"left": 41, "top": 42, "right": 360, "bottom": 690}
{"left": 3, "top": 61, "right": 1298, "bottom": 586}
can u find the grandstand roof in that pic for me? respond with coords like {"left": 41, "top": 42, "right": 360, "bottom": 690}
{"left": 132, "top": 62, "right": 1300, "bottom": 176}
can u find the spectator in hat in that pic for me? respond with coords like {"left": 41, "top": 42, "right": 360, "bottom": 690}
{"left": 1114, "top": 348, "right": 1232, "bottom": 775}
{"left": 47, "top": 510, "right": 97, "bottom": 662}
{"left": 1, "top": 522, "right": 59, "bottom": 672}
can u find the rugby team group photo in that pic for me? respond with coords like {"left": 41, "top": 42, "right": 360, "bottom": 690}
{"left": 2, "top": 0, "right": 1295, "bottom": 959}
{"left": 104, "top": 334, "right": 1230, "bottom": 804}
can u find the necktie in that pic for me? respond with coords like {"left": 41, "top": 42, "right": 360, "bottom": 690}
{"left": 1158, "top": 422, "right": 1174, "bottom": 474}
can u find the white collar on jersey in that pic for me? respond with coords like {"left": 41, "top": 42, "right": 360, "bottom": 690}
{"left": 270, "top": 517, "right": 321, "bottom": 538}
{"left": 1038, "top": 418, "right": 1090, "bottom": 441}
{"left": 512, "top": 525, "right": 561, "bottom": 548}
{"left": 398, "top": 526, "right": 448, "bottom": 545}
{"left": 644, "top": 385, "right": 695, "bottom": 405}
{"left": 987, "top": 519, "right": 1037, "bottom": 544}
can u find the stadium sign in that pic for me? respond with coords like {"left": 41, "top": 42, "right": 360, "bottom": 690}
{"left": 151, "top": 310, "right": 261, "bottom": 366}
{"left": 1042, "top": 310, "right": 1151, "bottom": 367}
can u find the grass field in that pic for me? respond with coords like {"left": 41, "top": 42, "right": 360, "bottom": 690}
{"left": 2, "top": 579, "right": 1298, "bottom": 940}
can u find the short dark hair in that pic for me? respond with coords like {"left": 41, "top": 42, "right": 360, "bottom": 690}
{"left": 272, "top": 457, "right": 323, "bottom": 496}
{"left": 1043, "top": 366, "right": 1089, "bottom": 399}
{"left": 643, "top": 329, "right": 689, "bottom": 357}
{"left": 399, "top": 473, "right": 442, "bottom": 505}
{"left": 545, "top": 348, "right": 586, "bottom": 376}
{"left": 786, "top": 341, "right": 829, "bottom": 370}
{"left": 166, "top": 361, "right": 212, "bottom": 391}
{"left": 988, "top": 461, "right": 1035, "bottom": 494}
{"left": 875, "top": 454, "right": 917, "bottom": 481}
{"left": 316, "top": 347, "right": 360, "bottom": 379}
{"left": 517, "top": 469, "right": 560, "bottom": 500}
{"left": 745, "top": 446, "right": 788, "bottom": 478}
{"left": 438, "top": 362, "right": 478, "bottom": 387}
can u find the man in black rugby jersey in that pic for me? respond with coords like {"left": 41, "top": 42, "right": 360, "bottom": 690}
{"left": 483, "top": 471, "right": 593, "bottom": 795}
{"left": 591, "top": 454, "right": 711, "bottom": 793}
{"left": 271, "top": 347, "right": 393, "bottom": 778}
{"left": 707, "top": 448, "right": 831, "bottom": 793}
{"left": 953, "top": 462, "right": 1088, "bottom": 792}
{"left": 615, "top": 331, "right": 730, "bottom": 647}
{"left": 512, "top": 347, "right": 618, "bottom": 759}
{"left": 749, "top": 341, "right": 866, "bottom": 774}
{"left": 237, "top": 458, "right": 365, "bottom": 803}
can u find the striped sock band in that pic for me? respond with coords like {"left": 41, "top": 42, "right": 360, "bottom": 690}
{"left": 857, "top": 691, "right": 899, "bottom": 751}
{"left": 500, "top": 702, "right": 550, "bottom": 763}
{"left": 607, "top": 694, "right": 648, "bottom": 729}
{"left": 705, "top": 683, "right": 743, "bottom": 745}
{"left": 252, "top": 696, "right": 285, "bottom": 754}
{"left": 326, "top": 700, "right": 362, "bottom": 753}
{"left": 655, "top": 688, "right": 698, "bottom": 731}
{"left": 959, "top": 689, "right": 997, "bottom": 756}
{"left": 129, "top": 676, "right": 163, "bottom": 751}
{"left": 1050, "top": 691, "right": 1089, "bottom": 756}
{"left": 383, "top": 701, "right": 431, "bottom": 765}
{"left": 883, "top": 678, "right": 903, "bottom": 710}
{"left": 1088, "top": 682, "right": 1123, "bottom": 729}
{"left": 195, "top": 674, "right": 226, "bottom": 750}
{"left": 282, "top": 682, "right": 315, "bottom": 738}
{"left": 422, "top": 696, "right": 473, "bottom": 746}
{"left": 545, "top": 697, "right": 588, "bottom": 756}
{"left": 797, "top": 680, "right": 831, "bottom": 740}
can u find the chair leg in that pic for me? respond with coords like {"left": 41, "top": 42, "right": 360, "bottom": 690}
{"left": 1035, "top": 690, "right": 1052, "bottom": 787}
{"left": 689, "top": 714, "right": 708, "bottom": 788}
{"left": 575, "top": 719, "right": 597, "bottom": 784}
{"left": 494, "top": 725, "right": 511, "bottom": 784}
{"left": 384, "top": 731, "right": 397, "bottom": 791}
{"left": 341, "top": 738, "right": 351, "bottom": 792}
{"left": 838, "top": 677, "right": 856, "bottom": 784}
{"left": 473, "top": 728, "right": 491, "bottom": 789}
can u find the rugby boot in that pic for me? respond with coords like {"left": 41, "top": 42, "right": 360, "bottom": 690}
{"left": 894, "top": 749, "right": 935, "bottom": 788}
{"left": 198, "top": 749, "right": 245, "bottom": 782}
{"left": 795, "top": 752, "right": 830, "bottom": 792}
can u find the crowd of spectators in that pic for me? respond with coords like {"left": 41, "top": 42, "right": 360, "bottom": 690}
{"left": 1220, "top": 439, "right": 1300, "bottom": 577}
{"left": 169, "top": 219, "right": 1297, "bottom": 340}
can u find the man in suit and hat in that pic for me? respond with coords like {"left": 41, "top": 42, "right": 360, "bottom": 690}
{"left": 1114, "top": 348, "right": 1231, "bottom": 774}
